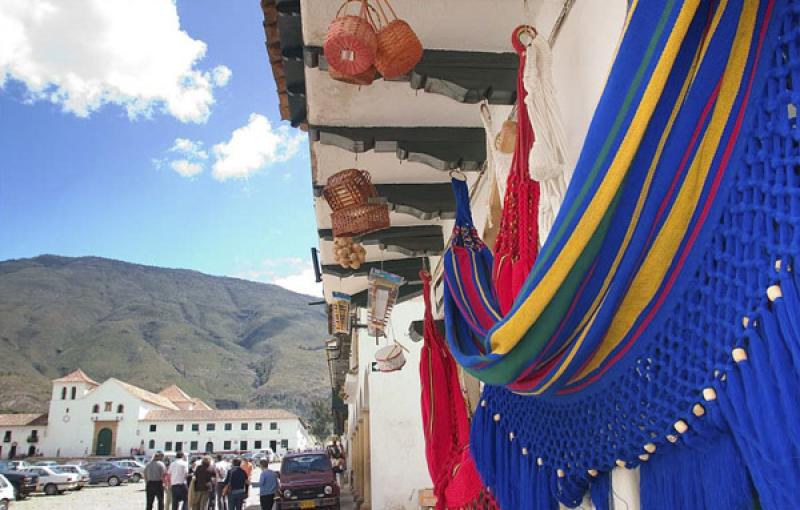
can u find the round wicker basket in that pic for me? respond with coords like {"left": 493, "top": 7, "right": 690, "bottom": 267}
{"left": 323, "top": 169, "right": 379, "bottom": 211}
{"left": 373, "top": 0, "right": 423, "bottom": 79}
{"left": 324, "top": 0, "right": 378, "bottom": 76}
{"left": 331, "top": 202, "right": 390, "bottom": 238}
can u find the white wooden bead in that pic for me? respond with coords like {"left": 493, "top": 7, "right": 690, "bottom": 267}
{"left": 481, "top": 400, "right": 487, "bottom": 407}
{"left": 732, "top": 348, "right": 748, "bottom": 363}
{"left": 742, "top": 316, "right": 750, "bottom": 328}
{"left": 509, "top": 432, "right": 515, "bottom": 441}
{"left": 587, "top": 469, "right": 599, "bottom": 477}
{"left": 615, "top": 460, "right": 626, "bottom": 468}
{"left": 493, "top": 413, "right": 501, "bottom": 422}
{"left": 666, "top": 434, "right": 678, "bottom": 443}
{"left": 638, "top": 454, "right": 650, "bottom": 462}
{"left": 644, "top": 443, "right": 656, "bottom": 454}
{"left": 692, "top": 404, "right": 706, "bottom": 417}
{"left": 702, "top": 388, "right": 717, "bottom": 401}
{"left": 767, "top": 285, "right": 783, "bottom": 302}
{"left": 775, "top": 259, "right": 782, "bottom": 272}
{"left": 537, "top": 457, "right": 544, "bottom": 466}
{"left": 557, "top": 469, "right": 565, "bottom": 478}
{"left": 674, "top": 420, "right": 689, "bottom": 434}
{"left": 521, "top": 448, "right": 528, "bottom": 456}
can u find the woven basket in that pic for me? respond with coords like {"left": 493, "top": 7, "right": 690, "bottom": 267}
{"left": 373, "top": 0, "right": 423, "bottom": 79}
{"left": 323, "top": 169, "right": 378, "bottom": 211}
{"left": 329, "top": 64, "right": 377, "bottom": 86}
{"left": 331, "top": 202, "right": 390, "bottom": 237}
{"left": 324, "top": 0, "right": 378, "bottom": 76}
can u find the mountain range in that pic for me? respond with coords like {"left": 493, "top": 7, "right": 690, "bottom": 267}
{"left": 0, "top": 255, "right": 329, "bottom": 419}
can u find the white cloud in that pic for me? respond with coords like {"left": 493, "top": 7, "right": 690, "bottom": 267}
{"left": 234, "top": 258, "right": 322, "bottom": 297}
{"left": 170, "top": 160, "right": 203, "bottom": 177}
{"left": 0, "top": 0, "right": 231, "bottom": 123}
{"left": 211, "top": 113, "right": 306, "bottom": 181}
{"left": 274, "top": 269, "right": 323, "bottom": 297}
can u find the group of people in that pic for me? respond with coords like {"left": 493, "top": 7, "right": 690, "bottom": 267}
{"left": 144, "top": 451, "right": 279, "bottom": 510}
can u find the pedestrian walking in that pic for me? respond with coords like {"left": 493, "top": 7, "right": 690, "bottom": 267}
{"left": 192, "top": 456, "right": 214, "bottom": 510}
{"left": 213, "top": 455, "right": 229, "bottom": 510}
{"left": 222, "top": 458, "right": 248, "bottom": 510}
{"left": 257, "top": 459, "right": 279, "bottom": 510}
{"left": 169, "top": 451, "right": 190, "bottom": 510}
{"left": 145, "top": 452, "right": 167, "bottom": 510}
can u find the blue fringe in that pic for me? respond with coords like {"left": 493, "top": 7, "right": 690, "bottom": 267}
{"left": 590, "top": 472, "right": 611, "bottom": 510}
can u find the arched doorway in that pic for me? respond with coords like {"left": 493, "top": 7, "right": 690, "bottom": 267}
{"left": 96, "top": 428, "right": 113, "bottom": 456}
{"left": 27, "top": 445, "right": 36, "bottom": 457}
{"left": 8, "top": 445, "right": 16, "bottom": 459}
{"left": 205, "top": 442, "right": 213, "bottom": 453}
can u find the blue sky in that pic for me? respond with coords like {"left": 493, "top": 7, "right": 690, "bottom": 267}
{"left": 0, "top": 0, "right": 321, "bottom": 294}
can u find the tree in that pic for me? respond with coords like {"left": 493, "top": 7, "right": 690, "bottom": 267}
{"left": 307, "top": 398, "right": 333, "bottom": 443}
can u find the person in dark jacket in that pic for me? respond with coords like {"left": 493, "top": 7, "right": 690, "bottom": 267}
{"left": 222, "top": 458, "right": 249, "bottom": 510}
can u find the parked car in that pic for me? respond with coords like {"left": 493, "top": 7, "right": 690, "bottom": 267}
{"left": 0, "top": 461, "right": 38, "bottom": 500}
{"left": 133, "top": 455, "right": 149, "bottom": 465}
{"left": 114, "top": 460, "right": 144, "bottom": 483}
{"left": 277, "top": 452, "right": 339, "bottom": 510}
{"left": 84, "top": 461, "right": 132, "bottom": 487}
{"left": 32, "top": 461, "right": 59, "bottom": 468}
{"left": 21, "top": 466, "right": 78, "bottom": 495}
{"left": 6, "top": 461, "right": 27, "bottom": 470}
{"left": 53, "top": 465, "right": 90, "bottom": 490}
{"left": 0, "top": 474, "right": 15, "bottom": 510}
{"left": 253, "top": 449, "right": 276, "bottom": 463}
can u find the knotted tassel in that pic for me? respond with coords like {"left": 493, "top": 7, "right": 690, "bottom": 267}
{"left": 590, "top": 471, "right": 611, "bottom": 510}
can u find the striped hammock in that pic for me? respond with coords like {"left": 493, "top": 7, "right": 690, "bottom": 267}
{"left": 442, "top": 0, "right": 800, "bottom": 508}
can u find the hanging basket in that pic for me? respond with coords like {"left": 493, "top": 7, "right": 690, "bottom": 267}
{"left": 324, "top": 0, "right": 378, "bottom": 77}
{"left": 323, "top": 169, "right": 379, "bottom": 211}
{"left": 375, "top": 343, "right": 406, "bottom": 372}
{"left": 373, "top": 0, "right": 423, "bottom": 79}
{"left": 331, "top": 201, "right": 390, "bottom": 238}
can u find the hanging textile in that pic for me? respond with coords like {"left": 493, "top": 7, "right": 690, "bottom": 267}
{"left": 524, "top": 35, "right": 571, "bottom": 246}
{"left": 419, "top": 272, "right": 497, "bottom": 510}
{"left": 492, "top": 27, "right": 541, "bottom": 315}
{"left": 441, "top": 1, "right": 800, "bottom": 508}
{"left": 480, "top": 104, "right": 514, "bottom": 202}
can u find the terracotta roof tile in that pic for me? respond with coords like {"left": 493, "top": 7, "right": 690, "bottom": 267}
{"left": 53, "top": 369, "right": 99, "bottom": 386}
{"left": 0, "top": 414, "right": 46, "bottom": 426}
{"left": 158, "top": 385, "right": 194, "bottom": 403}
{"left": 143, "top": 409, "right": 297, "bottom": 422}
{"left": 110, "top": 379, "right": 179, "bottom": 410}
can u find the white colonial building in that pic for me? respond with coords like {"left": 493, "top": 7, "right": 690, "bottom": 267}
{"left": 1, "top": 370, "right": 310, "bottom": 459}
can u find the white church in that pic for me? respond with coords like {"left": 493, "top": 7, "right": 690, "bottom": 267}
{"left": 0, "top": 370, "right": 310, "bottom": 459}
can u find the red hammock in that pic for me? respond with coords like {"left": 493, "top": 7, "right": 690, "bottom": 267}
{"left": 492, "top": 26, "right": 541, "bottom": 314}
{"left": 419, "top": 271, "right": 498, "bottom": 510}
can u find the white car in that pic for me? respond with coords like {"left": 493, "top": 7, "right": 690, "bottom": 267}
{"left": 0, "top": 474, "right": 13, "bottom": 510}
{"left": 21, "top": 466, "right": 78, "bottom": 495}
{"left": 114, "top": 460, "right": 144, "bottom": 483}
{"left": 53, "top": 465, "right": 90, "bottom": 490}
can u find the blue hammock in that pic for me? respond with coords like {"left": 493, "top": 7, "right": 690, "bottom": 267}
{"left": 441, "top": 0, "right": 800, "bottom": 508}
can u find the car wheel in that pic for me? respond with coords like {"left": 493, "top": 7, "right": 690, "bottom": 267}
{"left": 75, "top": 485, "right": 83, "bottom": 491}
{"left": 107, "top": 476, "right": 120, "bottom": 487}
{"left": 0, "top": 498, "right": 9, "bottom": 510}
{"left": 44, "top": 483, "right": 58, "bottom": 496}
{"left": 131, "top": 473, "right": 141, "bottom": 483}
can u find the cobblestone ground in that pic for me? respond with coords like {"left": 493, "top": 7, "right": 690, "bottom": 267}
{"left": 11, "top": 466, "right": 353, "bottom": 510}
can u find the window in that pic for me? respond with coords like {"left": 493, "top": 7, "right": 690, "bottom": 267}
{"left": 280, "top": 439, "right": 289, "bottom": 450}
{"left": 148, "top": 440, "right": 155, "bottom": 449}
{"left": 269, "top": 422, "right": 277, "bottom": 431}
{"left": 117, "top": 404, "right": 124, "bottom": 413}
{"left": 241, "top": 423, "right": 248, "bottom": 431}
{"left": 66, "top": 408, "right": 69, "bottom": 413}
{"left": 223, "top": 441, "right": 231, "bottom": 450}
{"left": 190, "top": 441, "right": 198, "bottom": 451}
{"left": 176, "top": 424, "right": 184, "bottom": 432}
{"left": 191, "top": 424, "right": 199, "bottom": 432}
{"left": 165, "top": 441, "right": 173, "bottom": 451}
{"left": 104, "top": 402, "right": 112, "bottom": 412}
{"left": 224, "top": 423, "right": 232, "bottom": 431}
{"left": 71, "top": 386, "right": 76, "bottom": 400}
{"left": 254, "top": 440, "right": 262, "bottom": 449}
{"left": 61, "top": 387, "right": 67, "bottom": 400}
{"left": 175, "top": 442, "right": 183, "bottom": 452}
{"left": 92, "top": 404, "right": 99, "bottom": 414}
{"left": 206, "top": 423, "right": 215, "bottom": 431}
{"left": 240, "top": 440, "right": 247, "bottom": 450}
{"left": 149, "top": 425, "right": 157, "bottom": 432}
{"left": 3, "top": 431, "right": 11, "bottom": 443}
{"left": 255, "top": 422, "right": 262, "bottom": 431}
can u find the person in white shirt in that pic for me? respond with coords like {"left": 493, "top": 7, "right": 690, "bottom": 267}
{"left": 168, "top": 452, "right": 189, "bottom": 510}
{"left": 214, "top": 454, "right": 230, "bottom": 510}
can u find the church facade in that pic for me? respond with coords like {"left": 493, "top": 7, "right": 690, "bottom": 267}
{"left": 1, "top": 370, "right": 310, "bottom": 459}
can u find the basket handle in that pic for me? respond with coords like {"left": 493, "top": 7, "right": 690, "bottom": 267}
{"left": 336, "top": 0, "right": 371, "bottom": 19}
{"left": 372, "top": 0, "right": 399, "bottom": 24}
{"left": 335, "top": 0, "right": 382, "bottom": 29}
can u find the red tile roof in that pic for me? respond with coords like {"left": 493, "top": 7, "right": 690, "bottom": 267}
{"left": 53, "top": 369, "right": 99, "bottom": 386}
{"left": 110, "top": 379, "right": 179, "bottom": 410}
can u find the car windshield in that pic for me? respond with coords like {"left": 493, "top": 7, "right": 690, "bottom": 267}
{"left": 281, "top": 455, "right": 331, "bottom": 474}
{"left": 51, "top": 467, "right": 68, "bottom": 473}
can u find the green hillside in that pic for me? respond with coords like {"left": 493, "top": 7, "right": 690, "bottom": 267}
{"left": 0, "top": 255, "right": 328, "bottom": 419}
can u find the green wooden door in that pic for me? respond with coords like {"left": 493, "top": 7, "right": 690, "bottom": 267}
{"left": 96, "top": 428, "right": 112, "bottom": 456}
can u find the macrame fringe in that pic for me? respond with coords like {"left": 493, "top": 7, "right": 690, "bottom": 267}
{"left": 640, "top": 432, "right": 753, "bottom": 510}
{"left": 718, "top": 265, "right": 800, "bottom": 509}
{"left": 589, "top": 472, "right": 611, "bottom": 510}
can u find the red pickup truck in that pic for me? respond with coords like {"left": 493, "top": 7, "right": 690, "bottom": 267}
{"left": 276, "top": 452, "right": 340, "bottom": 510}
